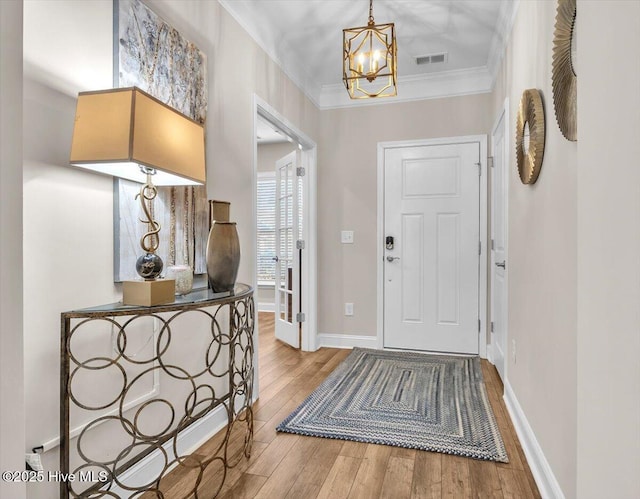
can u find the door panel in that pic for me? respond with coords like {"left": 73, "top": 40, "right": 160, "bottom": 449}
{"left": 384, "top": 142, "right": 480, "bottom": 354}
{"left": 491, "top": 110, "right": 508, "bottom": 380}
{"left": 274, "top": 150, "right": 301, "bottom": 348}
{"left": 401, "top": 213, "right": 423, "bottom": 322}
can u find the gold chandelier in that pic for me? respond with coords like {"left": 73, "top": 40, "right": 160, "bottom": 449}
{"left": 343, "top": 0, "right": 397, "bottom": 99}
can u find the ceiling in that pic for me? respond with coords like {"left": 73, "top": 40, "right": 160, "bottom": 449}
{"left": 256, "top": 115, "right": 290, "bottom": 144}
{"left": 219, "top": 0, "right": 518, "bottom": 109}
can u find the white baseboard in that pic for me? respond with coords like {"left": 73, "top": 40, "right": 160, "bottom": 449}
{"left": 317, "top": 333, "right": 378, "bottom": 349}
{"left": 257, "top": 302, "right": 274, "bottom": 312}
{"left": 107, "top": 402, "right": 232, "bottom": 497}
{"left": 503, "top": 381, "right": 565, "bottom": 499}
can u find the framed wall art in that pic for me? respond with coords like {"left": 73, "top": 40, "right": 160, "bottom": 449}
{"left": 113, "top": 0, "right": 209, "bottom": 281}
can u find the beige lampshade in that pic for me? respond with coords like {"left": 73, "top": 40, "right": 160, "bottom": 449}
{"left": 69, "top": 87, "right": 206, "bottom": 185}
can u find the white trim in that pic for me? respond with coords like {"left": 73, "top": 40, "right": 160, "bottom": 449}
{"left": 504, "top": 382, "right": 566, "bottom": 499}
{"left": 486, "top": 342, "right": 495, "bottom": 364}
{"left": 490, "top": 97, "right": 510, "bottom": 380}
{"left": 376, "top": 136, "right": 488, "bottom": 358}
{"left": 316, "top": 333, "right": 378, "bottom": 350}
{"left": 107, "top": 402, "right": 231, "bottom": 498}
{"left": 257, "top": 302, "right": 275, "bottom": 313}
{"left": 319, "top": 67, "right": 493, "bottom": 110}
{"left": 252, "top": 95, "right": 318, "bottom": 356}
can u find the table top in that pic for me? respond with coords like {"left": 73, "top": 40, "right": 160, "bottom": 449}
{"left": 61, "top": 283, "right": 253, "bottom": 318}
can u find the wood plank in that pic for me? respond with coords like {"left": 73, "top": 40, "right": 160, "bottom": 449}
{"left": 219, "top": 473, "right": 268, "bottom": 499}
{"left": 198, "top": 439, "right": 270, "bottom": 497}
{"left": 253, "top": 436, "right": 321, "bottom": 498}
{"left": 253, "top": 397, "right": 299, "bottom": 444}
{"left": 441, "top": 454, "right": 472, "bottom": 499}
{"left": 347, "top": 444, "right": 393, "bottom": 499}
{"left": 316, "top": 455, "right": 362, "bottom": 499}
{"left": 467, "top": 458, "right": 503, "bottom": 499}
{"left": 391, "top": 447, "right": 417, "bottom": 460}
{"left": 285, "top": 439, "right": 345, "bottom": 499}
{"left": 245, "top": 432, "right": 299, "bottom": 477}
{"left": 380, "top": 456, "right": 414, "bottom": 499}
{"left": 320, "top": 348, "right": 351, "bottom": 372}
{"left": 411, "top": 451, "right": 442, "bottom": 499}
{"left": 496, "top": 468, "right": 536, "bottom": 499}
{"left": 339, "top": 440, "right": 368, "bottom": 459}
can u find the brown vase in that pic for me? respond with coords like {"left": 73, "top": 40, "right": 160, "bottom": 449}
{"left": 206, "top": 221, "right": 240, "bottom": 292}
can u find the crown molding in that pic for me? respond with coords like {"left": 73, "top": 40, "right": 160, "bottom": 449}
{"left": 218, "top": 0, "right": 520, "bottom": 111}
{"left": 318, "top": 67, "right": 494, "bottom": 110}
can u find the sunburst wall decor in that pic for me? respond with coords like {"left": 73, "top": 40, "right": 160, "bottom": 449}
{"left": 516, "top": 89, "right": 546, "bottom": 185}
{"left": 552, "top": 0, "right": 577, "bottom": 141}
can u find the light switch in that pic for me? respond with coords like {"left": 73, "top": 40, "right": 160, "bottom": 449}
{"left": 341, "top": 230, "right": 354, "bottom": 244}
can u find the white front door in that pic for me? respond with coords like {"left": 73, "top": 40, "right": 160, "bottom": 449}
{"left": 274, "top": 150, "right": 301, "bottom": 348}
{"left": 491, "top": 105, "right": 509, "bottom": 380}
{"left": 383, "top": 142, "right": 480, "bottom": 354}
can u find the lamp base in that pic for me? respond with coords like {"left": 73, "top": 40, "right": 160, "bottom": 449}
{"left": 123, "top": 279, "right": 175, "bottom": 306}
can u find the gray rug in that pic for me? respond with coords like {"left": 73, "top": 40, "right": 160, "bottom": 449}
{"left": 276, "top": 348, "right": 508, "bottom": 462}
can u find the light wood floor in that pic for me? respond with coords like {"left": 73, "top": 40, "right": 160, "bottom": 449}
{"left": 164, "top": 312, "right": 541, "bottom": 498}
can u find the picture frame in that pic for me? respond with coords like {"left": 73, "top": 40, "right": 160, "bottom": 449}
{"left": 112, "top": 0, "right": 209, "bottom": 281}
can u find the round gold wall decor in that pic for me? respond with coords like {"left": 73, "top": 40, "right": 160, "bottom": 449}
{"left": 516, "top": 89, "right": 545, "bottom": 185}
{"left": 552, "top": 0, "right": 577, "bottom": 141}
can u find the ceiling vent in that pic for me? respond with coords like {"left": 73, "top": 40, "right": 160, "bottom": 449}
{"left": 416, "top": 52, "right": 448, "bottom": 65}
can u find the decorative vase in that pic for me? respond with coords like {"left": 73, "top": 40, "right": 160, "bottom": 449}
{"left": 165, "top": 265, "right": 194, "bottom": 295}
{"left": 206, "top": 221, "right": 240, "bottom": 292}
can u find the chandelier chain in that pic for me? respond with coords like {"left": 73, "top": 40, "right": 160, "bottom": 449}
{"left": 368, "top": 0, "right": 375, "bottom": 25}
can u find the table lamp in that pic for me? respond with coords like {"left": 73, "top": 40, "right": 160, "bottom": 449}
{"left": 69, "top": 87, "right": 206, "bottom": 306}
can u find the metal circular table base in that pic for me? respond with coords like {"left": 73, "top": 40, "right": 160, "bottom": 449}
{"left": 60, "top": 285, "right": 254, "bottom": 498}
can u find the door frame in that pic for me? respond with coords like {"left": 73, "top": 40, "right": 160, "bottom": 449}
{"left": 252, "top": 95, "right": 318, "bottom": 356}
{"left": 376, "top": 135, "right": 488, "bottom": 358}
{"left": 490, "top": 98, "right": 510, "bottom": 375}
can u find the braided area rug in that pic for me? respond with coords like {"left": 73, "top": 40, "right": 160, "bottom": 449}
{"left": 276, "top": 348, "right": 508, "bottom": 462}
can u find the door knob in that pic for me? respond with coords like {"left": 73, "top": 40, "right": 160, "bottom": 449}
{"left": 272, "top": 256, "right": 279, "bottom": 262}
{"left": 386, "top": 256, "right": 400, "bottom": 262}
{"left": 495, "top": 261, "right": 506, "bottom": 269}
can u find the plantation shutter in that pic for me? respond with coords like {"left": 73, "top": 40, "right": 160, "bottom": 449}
{"left": 257, "top": 173, "right": 276, "bottom": 282}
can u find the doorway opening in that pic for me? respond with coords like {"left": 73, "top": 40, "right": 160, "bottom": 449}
{"left": 252, "top": 95, "right": 318, "bottom": 390}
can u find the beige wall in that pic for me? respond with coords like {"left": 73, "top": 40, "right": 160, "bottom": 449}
{"left": 0, "top": 1, "right": 26, "bottom": 498}
{"left": 23, "top": 3, "right": 117, "bottom": 496}
{"left": 317, "top": 94, "right": 492, "bottom": 335}
{"left": 490, "top": 1, "right": 578, "bottom": 496}
{"left": 258, "top": 141, "right": 297, "bottom": 172}
{"left": 21, "top": 1, "right": 318, "bottom": 497}
{"left": 577, "top": 2, "right": 640, "bottom": 497}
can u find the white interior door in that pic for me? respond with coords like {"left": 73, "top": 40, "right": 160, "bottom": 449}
{"left": 491, "top": 107, "right": 509, "bottom": 380}
{"left": 274, "top": 150, "right": 301, "bottom": 348}
{"left": 383, "top": 142, "right": 480, "bottom": 354}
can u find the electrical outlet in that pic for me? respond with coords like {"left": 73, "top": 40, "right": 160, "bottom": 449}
{"left": 512, "top": 339, "right": 517, "bottom": 364}
{"left": 345, "top": 302, "right": 354, "bottom": 316}
{"left": 341, "top": 230, "right": 354, "bottom": 244}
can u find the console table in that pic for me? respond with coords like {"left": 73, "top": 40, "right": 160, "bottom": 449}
{"left": 59, "top": 284, "right": 254, "bottom": 498}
